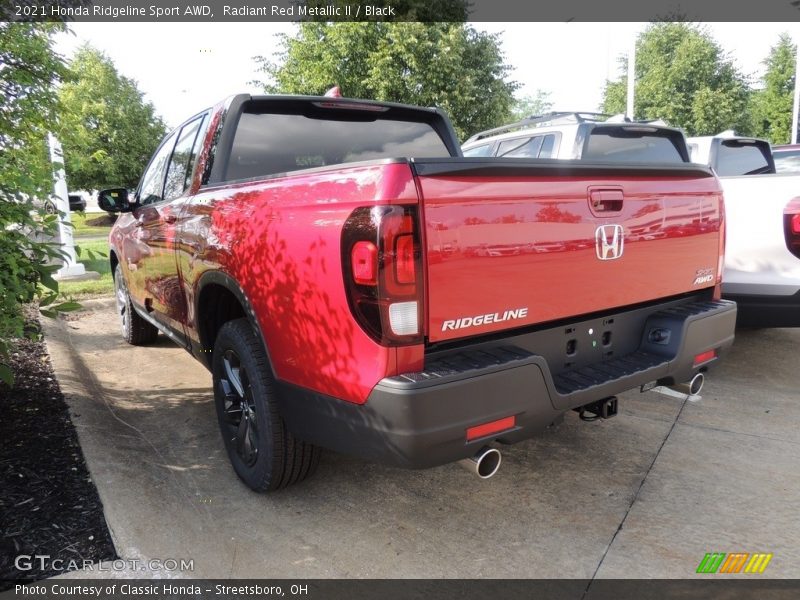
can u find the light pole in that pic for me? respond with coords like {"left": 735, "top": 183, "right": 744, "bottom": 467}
{"left": 48, "top": 133, "right": 86, "bottom": 279}
{"left": 626, "top": 35, "right": 636, "bottom": 120}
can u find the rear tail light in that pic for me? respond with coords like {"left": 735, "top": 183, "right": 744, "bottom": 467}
{"left": 714, "top": 193, "right": 726, "bottom": 300}
{"left": 791, "top": 213, "right": 800, "bottom": 234}
{"left": 342, "top": 205, "right": 424, "bottom": 346}
{"left": 785, "top": 198, "right": 800, "bottom": 259}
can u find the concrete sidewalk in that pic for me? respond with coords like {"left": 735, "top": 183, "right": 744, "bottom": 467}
{"left": 42, "top": 300, "right": 800, "bottom": 580}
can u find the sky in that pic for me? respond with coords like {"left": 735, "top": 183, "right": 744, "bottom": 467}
{"left": 54, "top": 22, "right": 799, "bottom": 129}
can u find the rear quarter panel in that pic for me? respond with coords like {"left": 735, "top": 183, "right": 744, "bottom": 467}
{"left": 179, "top": 162, "right": 422, "bottom": 404}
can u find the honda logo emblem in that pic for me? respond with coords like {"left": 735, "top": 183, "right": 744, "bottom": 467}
{"left": 595, "top": 224, "right": 624, "bottom": 260}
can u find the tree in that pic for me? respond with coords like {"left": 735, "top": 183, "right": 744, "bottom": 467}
{"left": 602, "top": 23, "right": 752, "bottom": 136}
{"left": 255, "top": 23, "right": 518, "bottom": 140}
{"left": 57, "top": 45, "right": 166, "bottom": 190}
{"left": 752, "top": 33, "right": 796, "bottom": 144}
{"left": 0, "top": 23, "right": 70, "bottom": 385}
{"left": 510, "top": 90, "right": 554, "bottom": 122}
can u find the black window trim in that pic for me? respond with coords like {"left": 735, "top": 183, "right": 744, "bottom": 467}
{"left": 163, "top": 111, "right": 210, "bottom": 202}
{"left": 135, "top": 129, "right": 178, "bottom": 208}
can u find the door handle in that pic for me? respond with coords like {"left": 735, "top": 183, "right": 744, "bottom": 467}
{"left": 164, "top": 214, "right": 177, "bottom": 224}
{"left": 589, "top": 188, "right": 624, "bottom": 213}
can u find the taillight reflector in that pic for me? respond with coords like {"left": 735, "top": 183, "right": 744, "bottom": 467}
{"left": 693, "top": 349, "right": 716, "bottom": 366}
{"left": 466, "top": 416, "right": 516, "bottom": 442}
{"left": 351, "top": 241, "right": 378, "bottom": 285}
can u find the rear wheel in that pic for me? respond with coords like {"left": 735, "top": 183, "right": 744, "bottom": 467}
{"left": 212, "top": 318, "right": 320, "bottom": 492}
{"left": 114, "top": 264, "right": 159, "bottom": 345}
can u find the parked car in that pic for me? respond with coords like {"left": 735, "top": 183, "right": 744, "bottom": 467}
{"left": 771, "top": 144, "right": 800, "bottom": 174}
{"left": 688, "top": 133, "right": 800, "bottom": 326}
{"left": 100, "top": 94, "right": 735, "bottom": 492}
{"left": 462, "top": 111, "right": 690, "bottom": 164}
{"left": 40, "top": 191, "right": 88, "bottom": 213}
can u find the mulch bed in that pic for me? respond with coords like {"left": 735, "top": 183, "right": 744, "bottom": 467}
{"left": 0, "top": 313, "right": 116, "bottom": 589}
{"left": 84, "top": 214, "right": 116, "bottom": 227}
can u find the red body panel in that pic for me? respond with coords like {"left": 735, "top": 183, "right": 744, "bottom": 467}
{"left": 419, "top": 174, "right": 723, "bottom": 342}
{"left": 178, "top": 162, "right": 422, "bottom": 404}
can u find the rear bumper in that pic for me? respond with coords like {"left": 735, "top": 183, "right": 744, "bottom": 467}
{"left": 277, "top": 298, "right": 736, "bottom": 469}
{"left": 724, "top": 291, "right": 800, "bottom": 327}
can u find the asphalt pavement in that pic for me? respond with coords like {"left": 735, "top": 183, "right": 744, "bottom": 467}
{"left": 41, "top": 299, "right": 800, "bottom": 580}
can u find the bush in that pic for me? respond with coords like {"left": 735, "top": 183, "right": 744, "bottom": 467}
{"left": 0, "top": 23, "right": 70, "bottom": 386}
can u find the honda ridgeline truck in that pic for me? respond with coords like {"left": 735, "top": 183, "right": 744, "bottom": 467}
{"left": 99, "top": 94, "right": 736, "bottom": 492}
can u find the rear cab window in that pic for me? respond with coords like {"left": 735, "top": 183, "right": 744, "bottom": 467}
{"left": 224, "top": 100, "right": 453, "bottom": 182}
{"left": 714, "top": 139, "right": 774, "bottom": 176}
{"left": 582, "top": 125, "right": 687, "bottom": 163}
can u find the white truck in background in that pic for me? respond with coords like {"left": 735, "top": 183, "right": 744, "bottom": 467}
{"left": 688, "top": 133, "right": 800, "bottom": 326}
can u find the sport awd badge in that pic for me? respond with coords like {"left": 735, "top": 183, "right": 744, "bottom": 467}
{"left": 595, "top": 224, "right": 624, "bottom": 260}
{"left": 693, "top": 268, "right": 715, "bottom": 285}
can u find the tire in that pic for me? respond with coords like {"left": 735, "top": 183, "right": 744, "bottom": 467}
{"left": 212, "top": 318, "right": 320, "bottom": 492}
{"left": 114, "top": 264, "right": 159, "bottom": 345}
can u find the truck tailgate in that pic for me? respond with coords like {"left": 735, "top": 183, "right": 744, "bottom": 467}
{"left": 413, "top": 160, "right": 722, "bottom": 343}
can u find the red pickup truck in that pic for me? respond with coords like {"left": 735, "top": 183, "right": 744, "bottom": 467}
{"left": 99, "top": 94, "right": 736, "bottom": 492}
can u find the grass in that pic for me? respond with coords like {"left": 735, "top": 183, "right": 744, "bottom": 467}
{"left": 69, "top": 212, "right": 116, "bottom": 237}
{"left": 58, "top": 238, "right": 114, "bottom": 299}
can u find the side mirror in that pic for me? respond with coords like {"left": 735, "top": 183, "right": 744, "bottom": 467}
{"left": 98, "top": 188, "right": 132, "bottom": 213}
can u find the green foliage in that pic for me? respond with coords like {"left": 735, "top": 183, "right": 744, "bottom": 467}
{"left": 0, "top": 23, "right": 69, "bottom": 386}
{"left": 510, "top": 90, "right": 554, "bottom": 122}
{"left": 255, "top": 22, "right": 518, "bottom": 140}
{"left": 752, "top": 33, "right": 797, "bottom": 144}
{"left": 71, "top": 211, "right": 116, "bottom": 236}
{"left": 58, "top": 238, "right": 114, "bottom": 299}
{"left": 56, "top": 45, "right": 166, "bottom": 190}
{"left": 602, "top": 23, "right": 752, "bottom": 136}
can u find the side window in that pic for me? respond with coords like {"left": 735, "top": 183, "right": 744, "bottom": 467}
{"left": 539, "top": 134, "right": 557, "bottom": 158}
{"left": 164, "top": 114, "right": 207, "bottom": 201}
{"left": 463, "top": 144, "right": 493, "bottom": 157}
{"left": 138, "top": 133, "right": 177, "bottom": 206}
{"left": 500, "top": 136, "right": 544, "bottom": 158}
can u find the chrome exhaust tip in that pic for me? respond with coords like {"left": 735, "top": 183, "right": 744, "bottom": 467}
{"left": 668, "top": 372, "right": 705, "bottom": 396}
{"left": 459, "top": 446, "right": 502, "bottom": 479}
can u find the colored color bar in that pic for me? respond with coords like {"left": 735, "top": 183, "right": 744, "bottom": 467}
{"left": 697, "top": 552, "right": 726, "bottom": 574}
{"left": 745, "top": 553, "right": 773, "bottom": 574}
